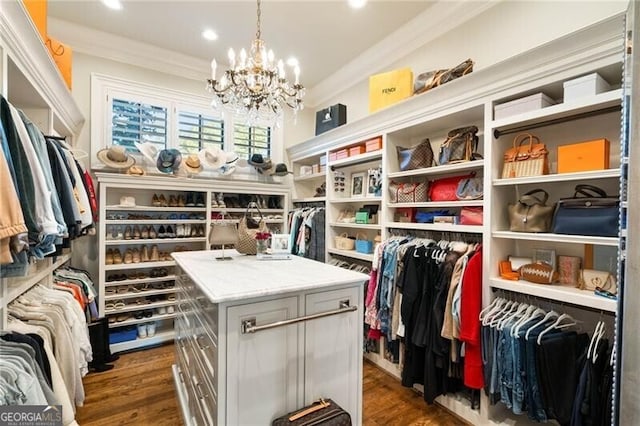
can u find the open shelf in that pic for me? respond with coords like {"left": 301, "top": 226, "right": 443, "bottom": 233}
{"left": 110, "top": 329, "right": 174, "bottom": 353}
{"left": 108, "top": 312, "right": 177, "bottom": 328}
{"left": 105, "top": 299, "right": 176, "bottom": 315}
{"left": 327, "top": 248, "right": 374, "bottom": 262}
{"left": 328, "top": 150, "right": 382, "bottom": 168}
{"left": 330, "top": 197, "right": 382, "bottom": 204}
{"left": 388, "top": 160, "right": 484, "bottom": 179}
{"left": 210, "top": 208, "right": 284, "bottom": 214}
{"left": 492, "top": 231, "right": 618, "bottom": 246}
{"left": 105, "top": 219, "right": 207, "bottom": 225}
{"left": 329, "top": 223, "right": 381, "bottom": 230}
{"left": 105, "top": 237, "right": 207, "bottom": 245}
{"left": 105, "top": 275, "right": 177, "bottom": 286}
{"left": 106, "top": 205, "right": 206, "bottom": 212}
{"left": 385, "top": 222, "right": 483, "bottom": 234}
{"left": 493, "top": 168, "right": 620, "bottom": 186}
{"left": 389, "top": 200, "right": 483, "bottom": 208}
{"left": 294, "top": 172, "right": 326, "bottom": 181}
{"left": 104, "top": 287, "right": 177, "bottom": 301}
{"left": 489, "top": 277, "right": 617, "bottom": 312}
{"left": 104, "top": 260, "right": 176, "bottom": 271}
{"left": 293, "top": 197, "right": 326, "bottom": 203}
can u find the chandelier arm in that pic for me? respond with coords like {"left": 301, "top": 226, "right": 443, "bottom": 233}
{"left": 256, "top": 0, "right": 261, "bottom": 40}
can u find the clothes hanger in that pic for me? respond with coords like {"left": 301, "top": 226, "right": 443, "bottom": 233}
{"left": 587, "top": 321, "right": 604, "bottom": 361}
{"left": 513, "top": 306, "right": 546, "bottom": 337}
{"left": 488, "top": 300, "right": 516, "bottom": 328}
{"left": 525, "top": 310, "right": 559, "bottom": 340}
{"left": 479, "top": 297, "right": 503, "bottom": 321}
{"left": 537, "top": 313, "right": 577, "bottom": 345}
{"left": 591, "top": 321, "right": 607, "bottom": 363}
{"left": 482, "top": 298, "right": 509, "bottom": 326}
{"left": 499, "top": 303, "right": 530, "bottom": 331}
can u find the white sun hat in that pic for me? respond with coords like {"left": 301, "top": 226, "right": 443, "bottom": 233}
{"left": 199, "top": 146, "right": 225, "bottom": 170}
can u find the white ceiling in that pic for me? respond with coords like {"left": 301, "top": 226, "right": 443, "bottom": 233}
{"left": 47, "top": 1, "right": 434, "bottom": 90}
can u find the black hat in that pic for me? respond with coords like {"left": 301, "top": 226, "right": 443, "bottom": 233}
{"left": 270, "top": 163, "right": 293, "bottom": 177}
{"left": 248, "top": 154, "right": 272, "bottom": 169}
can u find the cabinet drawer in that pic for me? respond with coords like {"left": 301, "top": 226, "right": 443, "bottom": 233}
{"left": 190, "top": 313, "right": 218, "bottom": 392}
{"left": 177, "top": 269, "right": 219, "bottom": 337}
{"left": 189, "top": 353, "right": 218, "bottom": 426}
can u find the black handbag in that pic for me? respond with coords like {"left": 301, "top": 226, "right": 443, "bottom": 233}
{"left": 272, "top": 399, "right": 351, "bottom": 426}
{"left": 552, "top": 184, "right": 619, "bottom": 237}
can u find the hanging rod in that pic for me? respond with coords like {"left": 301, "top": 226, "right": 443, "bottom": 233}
{"left": 493, "top": 105, "right": 621, "bottom": 139}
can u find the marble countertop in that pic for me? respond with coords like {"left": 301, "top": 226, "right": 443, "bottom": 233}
{"left": 172, "top": 250, "right": 369, "bottom": 303}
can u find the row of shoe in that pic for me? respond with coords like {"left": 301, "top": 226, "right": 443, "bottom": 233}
{"left": 105, "top": 281, "right": 175, "bottom": 295}
{"left": 105, "top": 246, "right": 173, "bottom": 265}
{"left": 211, "top": 193, "right": 283, "bottom": 210}
{"left": 108, "top": 224, "right": 206, "bottom": 240}
{"left": 137, "top": 322, "right": 158, "bottom": 338}
{"left": 151, "top": 193, "right": 205, "bottom": 207}
{"left": 106, "top": 267, "right": 171, "bottom": 281}
{"left": 105, "top": 294, "right": 176, "bottom": 311}
{"left": 106, "top": 213, "right": 205, "bottom": 220}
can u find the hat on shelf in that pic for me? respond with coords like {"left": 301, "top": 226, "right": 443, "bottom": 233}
{"left": 96, "top": 145, "right": 135, "bottom": 169}
{"left": 219, "top": 163, "right": 237, "bottom": 176}
{"left": 248, "top": 153, "right": 272, "bottom": 170}
{"left": 269, "top": 163, "right": 294, "bottom": 177}
{"left": 199, "top": 146, "right": 225, "bottom": 170}
{"left": 119, "top": 196, "right": 136, "bottom": 207}
{"left": 156, "top": 149, "right": 182, "bottom": 174}
{"left": 183, "top": 154, "right": 203, "bottom": 174}
{"left": 126, "top": 165, "right": 145, "bottom": 176}
{"left": 134, "top": 141, "right": 159, "bottom": 165}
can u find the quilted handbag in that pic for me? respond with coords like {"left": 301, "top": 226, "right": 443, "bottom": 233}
{"left": 428, "top": 173, "right": 475, "bottom": 202}
{"left": 396, "top": 139, "right": 434, "bottom": 171}
{"left": 236, "top": 203, "right": 268, "bottom": 255}
{"left": 579, "top": 269, "right": 617, "bottom": 294}
{"left": 272, "top": 398, "right": 352, "bottom": 426}
{"left": 388, "top": 181, "right": 429, "bottom": 203}
{"left": 501, "top": 133, "right": 549, "bottom": 178}
{"left": 460, "top": 206, "right": 483, "bottom": 225}
{"left": 507, "top": 189, "right": 554, "bottom": 232}
{"left": 552, "top": 184, "right": 619, "bottom": 237}
{"left": 438, "top": 125, "right": 479, "bottom": 165}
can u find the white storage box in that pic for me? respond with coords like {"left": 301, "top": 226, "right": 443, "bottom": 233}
{"left": 299, "top": 165, "right": 313, "bottom": 176}
{"left": 563, "top": 73, "right": 611, "bottom": 101}
{"left": 494, "top": 93, "right": 555, "bottom": 120}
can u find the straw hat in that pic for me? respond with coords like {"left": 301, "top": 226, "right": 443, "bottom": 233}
{"left": 183, "top": 154, "right": 203, "bottom": 174}
{"left": 199, "top": 146, "right": 225, "bottom": 169}
{"left": 126, "top": 165, "right": 146, "bottom": 176}
{"left": 96, "top": 145, "right": 135, "bottom": 169}
{"left": 134, "top": 142, "right": 159, "bottom": 165}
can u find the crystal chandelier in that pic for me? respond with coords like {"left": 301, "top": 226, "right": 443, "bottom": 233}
{"left": 207, "top": 0, "right": 305, "bottom": 123}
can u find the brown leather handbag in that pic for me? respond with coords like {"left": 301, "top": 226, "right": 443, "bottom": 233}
{"left": 396, "top": 139, "right": 434, "bottom": 171}
{"left": 502, "top": 133, "right": 549, "bottom": 178}
{"left": 508, "top": 189, "right": 554, "bottom": 232}
{"left": 236, "top": 203, "right": 268, "bottom": 255}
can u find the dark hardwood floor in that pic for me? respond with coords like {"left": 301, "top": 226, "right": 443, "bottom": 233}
{"left": 76, "top": 343, "right": 465, "bottom": 425}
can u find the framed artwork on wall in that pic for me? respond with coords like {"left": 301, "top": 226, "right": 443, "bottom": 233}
{"left": 350, "top": 172, "right": 365, "bottom": 198}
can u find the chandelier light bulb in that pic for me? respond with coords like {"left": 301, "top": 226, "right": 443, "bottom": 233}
{"left": 294, "top": 66, "right": 300, "bottom": 85}
{"left": 277, "top": 60, "right": 285, "bottom": 78}
{"left": 268, "top": 50, "right": 275, "bottom": 66}
{"left": 228, "top": 48, "right": 236, "bottom": 68}
{"left": 210, "top": 59, "right": 217, "bottom": 80}
{"left": 239, "top": 49, "right": 247, "bottom": 68}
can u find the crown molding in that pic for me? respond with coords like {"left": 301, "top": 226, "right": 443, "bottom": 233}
{"left": 0, "top": 2, "right": 85, "bottom": 136}
{"left": 304, "top": 0, "right": 501, "bottom": 108}
{"left": 48, "top": 17, "right": 210, "bottom": 82}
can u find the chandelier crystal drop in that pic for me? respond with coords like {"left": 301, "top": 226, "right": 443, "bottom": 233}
{"left": 206, "top": 0, "right": 305, "bottom": 124}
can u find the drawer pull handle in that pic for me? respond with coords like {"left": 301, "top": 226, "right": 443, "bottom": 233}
{"left": 241, "top": 300, "right": 356, "bottom": 334}
{"left": 196, "top": 335, "right": 210, "bottom": 350}
{"left": 195, "top": 382, "right": 209, "bottom": 400}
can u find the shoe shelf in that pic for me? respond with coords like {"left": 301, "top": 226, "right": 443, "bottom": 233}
{"left": 331, "top": 197, "right": 382, "bottom": 204}
{"left": 110, "top": 329, "right": 175, "bottom": 353}
{"left": 385, "top": 222, "right": 484, "bottom": 234}
{"left": 105, "top": 219, "right": 207, "bottom": 225}
{"left": 105, "top": 237, "right": 207, "bottom": 245}
{"left": 329, "top": 223, "right": 381, "bottom": 230}
{"left": 105, "top": 205, "right": 207, "bottom": 212}
{"left": 387, "top": 160, "right": 484, "bottom": 179}
{"left": 210, "top": 208, "right": 284, "bottom": 214}
{"left": 105, "top": 275, "right": 177, "bottom": 286}
{"left": 214, "top": 219, "right": 284, "bottom": 224}
{"left": 490, "top": 89, "right": 622, "bottom": 130}
{"left": 294, "top": 172, "right": 327, "bottom": 182}
{"left": 492, "top": 231, "right": 619, "bottom": 246}
{"left": 493, "top": 168, "right": 620, "bottom": 186}
{"left": 489, "top": 277, "right": 617, "bottom": 312}
{"left": 104, "top": 288, "right": 177, "bottom": 301}
{"left": 328, "top": 150, "right": 382, "bottom": 168}
{"left": 292, "top": 197, "right": 326, "bottom": 203}
{"left": 327, "top": 248, "right": 374, "bottom": 262}
{"left": 105, "top": 299, "right": 176, "bottom": 315}
{"left": 104, "top": 260, "right": 176, "bottom": 271}
{"left": 109, "top": 313, "right": 177, "bottom": 329}
{"left": 389, "top": 200, "right": 483, "bottom": 208}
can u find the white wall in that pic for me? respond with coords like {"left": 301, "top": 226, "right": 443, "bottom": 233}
{"left": 284, "top": 0, "right": 627, "bottom": 148}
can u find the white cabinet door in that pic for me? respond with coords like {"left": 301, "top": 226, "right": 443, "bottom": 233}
{"left": 226, "top": 297, "right": 300, "bottom": 425}
{"left": 304, "top": 286, "right": 363, "bottom": 425}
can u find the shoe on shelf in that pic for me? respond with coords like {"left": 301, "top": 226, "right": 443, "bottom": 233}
{"left": 190, "top": 224, "right": 198, "bottom": 237}
{"left": 158, "top": 225, "right": 166, "bottom": 238}
{"left": 124, "top": 225, "right": 132, "bottom": 240}
{"left": 133, "top": 248, "right": 142, "bottom": 263}
{"left": 168, "top": 195, "right": 178, "bottom": 207}
{"left": 198, "top": 224, "right": 206, "bottom": 237}
{"left": 176, "top": 224, "right": 184, "bottom": 238}
{"left": 105, "top": 249, "right": 114, "bottom": 265}
{"left": 166, "top": 225, "right": 176, "bottom": 238}
{"left": 150, "top": 245, "right": 159, "bottom": 262}
{"left": 113, "top": 249, "right": 123, "bottom": 265}
{"left": 148, "top": 226, "right": 157, "bottom": 239}
{"left": 137, "top": 323, "right": 148, "bottom": 339}
{"left": 146, "top": 322, "right": 157, "bottom": 337}
{"left": 177, "top": 195, "right": 186, "bottom": 207}
{"left": 132, "top": 225, "right": 141, "bottom": 239}
{"left": 166, "top": 305, "right": 175, "bottom": 314}
{"left": 211, "top": 192, "right": 219, "bottom": 208}
{"left": 157, "top": 306, "right": 167, "bottom": 315}
{"left": 196, "top": 193, "right": 205, "bottom": 207}
{"left": 124, "top": 249, "right": 133, "bottom": 264}
{"left": 217, "top": 192, "right": 226, "bottom": 208}
{"left": 158, "top": 194, "right": 168, "bottom": 207}
{"left": 152, "top": 194, "right": 161, "bottom": 207}
{"left": 141, "top": 245, "right": 149, "bottom": 262}
{"left": 140, "top": 226, "right": 149, "bottom": 239}
{"left": 184, "top": 224, "right": 191, "bottom": 238}
{"left": 185, "top": 193, "right": 195, "bottom": 207}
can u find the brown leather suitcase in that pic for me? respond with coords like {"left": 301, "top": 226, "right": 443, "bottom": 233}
{"left": 272, "top": 399, "right": 351, "bottom": 426}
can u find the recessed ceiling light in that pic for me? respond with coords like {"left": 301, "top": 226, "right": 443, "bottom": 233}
{"left": 202, "top": 29, "right": 218, "bottom": 41}
{"left": 286, "top": 57, "right": 299, "bottom": 67}
{"left": 101, "top": 0, "right": 122, "bottom": 10}
{"left": 348, "top": 0, "right": 367, "bottom": 9}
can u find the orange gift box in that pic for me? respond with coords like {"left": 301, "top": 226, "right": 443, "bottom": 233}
{"left": 349, "top": 145, "right": 365, "bottom": 156}
{"left": 22, "top": 0, "right": 47, "bottom": 42}
{"left": 335, "top": 149, "right": 349, "bottom": 160}
{"left": 557, "top": 138, "right": 610, "bottom": 174}
{"left": 365, "top": 137, "right": 383, "bottom": 152}
{"left": 46, "top": 36, "right": 72, "bottom": 90}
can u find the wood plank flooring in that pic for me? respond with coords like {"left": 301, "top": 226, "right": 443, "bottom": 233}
{"left": 76, "top": 343, "right": 466, "bottom": 425}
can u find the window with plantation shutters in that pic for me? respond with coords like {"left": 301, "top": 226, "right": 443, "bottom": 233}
{"left": 178, "top": 111, "right": 224, "bottom": 154}
{"left": 111, "top": 98, "right": 167, "bottom": 152}
{"left": 233, "top": 124, "right": 271, "bottom": 157}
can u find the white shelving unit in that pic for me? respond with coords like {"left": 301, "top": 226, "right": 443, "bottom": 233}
{"left": 492, "top": 231, "right": 619, "bottom": 246}
{"left": 493, "top": 168, "right": 620, "bottom": 186}
{"left": 389, "top": 200, "right": 483, "bottom": 208}
{"left": 387, "top": 160, "right": 484, "bottom": 179}
{"left": 294, "top": 172, "right": 327, "bottom": 182}
{"left": 327, "top": 248, "right": 374, "bottom": 262}
{"left": 329, "top": 223, "right": 382, "bottom": 230}
{"left": 386, "top": 222, "right": 483, "bottom": 234}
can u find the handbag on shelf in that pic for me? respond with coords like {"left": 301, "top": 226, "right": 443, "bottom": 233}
{"left": 388, "top": 181, "right": 429, "bottom": 203}
{"left": 236, "top": 203, "right": 268, "bottom": 255}
{"left": 460, "top": 206, "right": 483, "bottom": 225}
{"left": 455, "top": 176, "right": 483, "bottom": 200}
{"left": 334, "top": 233, "right": 355, "bottom": 251}
{"left": 415, "top": 210, "right": 451, "bottom": 224}
{"left": 396, "top": 139, "right": 434, "bottom": 171}
{"left": 438, "top": 125, "right": 479, "bottom": 165}
{"left": 507, "top": 189, "right": 554, "bottom": 232}
{"left": 413, "top": 58, "right": 474, "bottom": 95}
{"left": 501, "top": 133, "right": 549, "bottom": 178}
{"left": 428, "top": 173, "right": 476, "bottom": 202}
{"left": 579, "top": 269, "right": 617, "bottom": 294}
{"left": 208, "top": 221, "right": 238, "bottom": 246}
{"left": 272, "top": 398, "right": 352, "bottom": 426}
{"left": 552, "top": 184, "right": 619, "bottom": 237}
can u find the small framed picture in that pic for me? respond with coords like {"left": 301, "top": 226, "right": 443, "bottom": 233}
{"left": 534, "top": 248, "right": 557, "bottom": 270}
{"left": 366, "top": 167, "right": 382, "bottom": 197}
{"left": 270, "top": 234, "right": 291, "bottom": 254}
{"left": 350, "top": 172, "right": 365, "bottom": 198}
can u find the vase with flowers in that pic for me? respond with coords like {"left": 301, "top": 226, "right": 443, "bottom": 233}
{"left": 255, "top": 232, "right": 271, "bottom": 255}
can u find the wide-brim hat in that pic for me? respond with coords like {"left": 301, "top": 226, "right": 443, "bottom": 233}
{"left": 224, "top": 151, "right": 239, "bottom": 165}
{"left": 119, "top": 196, "right": 136, "bottom": 207}
{"left": 96, "top": 145, "right": 135, "bottom": 169}
{"left": 219, "top": 163, "right": 237, "bottom": 176}
{"left": 183, "top": 154, "right": 203, "bottom": 174}
{"left": 126, "top": 165, "right": 146, "bottom": 176}
{"left": 248, "top": 153, "right": 272, "bottom": 169}
{"left": 135, "top": 141, "right": 159, "bottom": 165}
{"left": 156, "top": 149, "right": 182, "bottom": 174}
{"left": 199, "top": 146, "right": 225, "bottom": 169}
{"left": 270, "top": 163, "right": 294, "bottom": 177}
